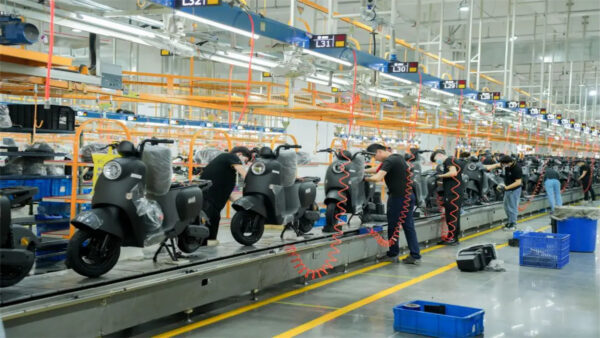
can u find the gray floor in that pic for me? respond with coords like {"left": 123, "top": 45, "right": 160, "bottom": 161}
{"left": 141, "top": 212, "right": 600, "bottom": 338}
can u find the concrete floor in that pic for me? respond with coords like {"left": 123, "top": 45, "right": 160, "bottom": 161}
{"left": 134, "top": 212, "right": 600, "bottom": 338}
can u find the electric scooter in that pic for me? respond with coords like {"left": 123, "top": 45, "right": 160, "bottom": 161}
{"left": 231, "top": 144, "right": 321, "bottom": 245}
{"left": 0, "top": 186, "right": 39, "bottom": 287}
{"left": 67, "top": 139, "right": 211, "bottom": 278}
{"left": 318, "top": 148, "right": 382, "bottom": 232}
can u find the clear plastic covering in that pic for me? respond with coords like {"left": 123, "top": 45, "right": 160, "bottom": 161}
{"left": 194, "top": 148, "right": 225, "bottom": 164}
{"left": 1, "top": 157, "right": 24, "bottom": 175}
{"left": 0, "top": 104, "right": 11, "bottom": 128}
{"left": 277, "top": 150, "right": 297, "bottom": 187}
{"left": 46, "top": 165, "right": 65, "bottom": 176}
{"left": 25, "top": 142, "right": 54, "bottom": 154}
{"left": 296, "top": 151, "right": 312, "bottom": 165}
{"left": 142, "top": 145, "right": 173, "bottom": 196}
{"left": 130, "top": 183, "right": 165, "bottom": 245}
{"left": 80, "top": 143, "right": 108, "bottom": 162}
{"left": 2, "top": 138, "right": 16, "bottom": 147}
{"left": 73, "top": 211, "right": 103, "bottom": 228}
{"left": 352, "top": 153, "right": 365, "bottom": 179}
{"left": 23, "top": 161, "right": 46, "bottom": 176}
{"left": 552, "top": 206, "right": 600, "bottom": 220}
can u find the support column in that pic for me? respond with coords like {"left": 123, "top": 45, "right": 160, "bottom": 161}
{"left": 502, "top": 0, "right": 511, "bottom": 95}
{"left": 475, "top": 0, "right": 483, "bottom": 91}
{"left": 437, "top": 0, "right": 444, "bottom": 78}
{"left": 539, "top": 0, "right": 548, "bottom": 104}
{"left": 507, "top": 0, "right": 516, "bottom": 100}
{"left": 466, "top": 0, "right": 474, "bottom": 88}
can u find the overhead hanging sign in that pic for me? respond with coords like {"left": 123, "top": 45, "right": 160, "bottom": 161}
{"left": 477, "top": 92, "right": 501, "bottom": 101}
{"left": 507, "top": 101, "right": 526, "bottom": 109}
{"left": 440, "top": 80, "right": 466, "bottom": 90}
{"left": 387, "top": 61, "right": 418, "bottom": 73}
{"left": 309, "top": 34, "right": 347, "bottom": 48}
{"left": 529, "top": 107, "right": 540, "bottom": 116}
{"left": 175, "top": 0, "right": 221, "bottom": 7}
{"left": 574, "top": 123, "right": 582, "bottom": 132}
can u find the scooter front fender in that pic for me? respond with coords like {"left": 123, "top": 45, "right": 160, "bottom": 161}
{"left": 71, "top": 207, "right": 125, "bottom": 239}
{"left": 324, "top": 190, "right": 344, "bottom": 204}
{"left": 232, "top": 195, "right": 267, "bottom": 219}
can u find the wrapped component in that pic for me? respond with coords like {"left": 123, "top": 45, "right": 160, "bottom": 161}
{"left": 46, "top": 165, "right": 65, "bottom": 176}
{"left": 1, "top": 157, "right": 24, "bottom": 175}
{"left": 25, "top": 142, "right": 54, "bottom": 154}
{"left": 2, "top": 138, "right": 17, "bottom": 147}
{"left": 23, "top": 160, "right": 46, "bottom": 176}
{"left": 130, "top": 184, "right": 165, "bottom": 245}
{"left": 141, "top": 145, "right": 173, "bottom": 196}
{"left": 552, "top": 206, "right": 600, "bottom": 220}
{"left": 0, "top": 104, "right": 11, "bottom": 128}
{"left": 194, "top": 148, "right": 225, "bottom": 164}
{"left": 80, "top": 143, "right": 108, "bottom": 162}
{"left": 277, "top": 150, "right": 297, "bottom": 187}
{"left": 295, "top": 151, "right": 312, "bottom": 165}
{"left": 352, "top": 153, "right": 365, "bottom": 179}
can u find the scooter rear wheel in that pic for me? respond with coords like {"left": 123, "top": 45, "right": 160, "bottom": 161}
{"left": 177, "top": 234, "right": 202, "bottom": 253}
{"left": 67, "top": 230, "right": 121, "bottom": 278}
{"left": 231, "top": 210, "right": 265, "bottom": 246}
{"left": 0, "top": 251, "right": 34, "bottom": 288}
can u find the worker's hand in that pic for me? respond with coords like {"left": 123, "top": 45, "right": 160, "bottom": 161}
{"left": 497, "top": 184, "right": 506, "bottom": 192}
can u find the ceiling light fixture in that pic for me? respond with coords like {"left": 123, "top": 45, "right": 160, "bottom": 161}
{"left": 215, "top": 51, "right": 279, "bottom": 68}
{"left": 78, "top": 14, "right": 157, "bottom": 38}
{"left": 468, "top": 98, "right": 488, "bottom": 106}
{"left": 589, "top": 90, "right": 598, "bottom": 97}
{"left": 175, "top": 11, "right": 260, "bottom": 39}
{"left": 431, "top": 88, "right": 454, "bottom": 97}
{"left": 379, "top": 72, "right": 412, "bottom": 85}
{"left": 206, "top": 55, "right": 271, "bottom": 72}
{"left": 459, "top": 0, "right": 470, "bottom": 12}
{"left": 509, "top": 36, "right": 518, "bottom": 41}
{"left": 305, "top": 77, "right": 330, "bottom": 86}
{"left": 302, "top": 49, "right": 352, "bottom": 67}
{"left": 419, "top": 99, "right": 441, "bottom": 107}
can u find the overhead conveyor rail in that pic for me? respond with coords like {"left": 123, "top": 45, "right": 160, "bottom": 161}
{"left": 1, "top": 186, "right": 591, "bottom": 337}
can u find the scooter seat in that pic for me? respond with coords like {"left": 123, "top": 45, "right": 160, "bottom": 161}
{"left": 298, "top": 176, "right": 321, "bottom": 184}
{"left": 194, "top": 179, "right": 213, "bottom": 190}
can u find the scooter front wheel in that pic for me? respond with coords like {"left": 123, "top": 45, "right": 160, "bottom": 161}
{"left": 67, "top": 230, "right": 121, "bottom": 278}
{"left": 230, "top": 210, "right": 265, "bottom": 246}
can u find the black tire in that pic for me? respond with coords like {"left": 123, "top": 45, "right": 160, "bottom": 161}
{"left": 298, "top": 203, "right": 318, "bottom": 234}
{"left": 66, "top": 229, "right": 121, "bottom": 278}
{"left": 0, "top": 249, "right": 34, "bottom": 288}
{"left": 177, "top": 232, "right": 202, "bottom": 253}
{"left": 230, "top": 210, "right": 265, "bottom": 246}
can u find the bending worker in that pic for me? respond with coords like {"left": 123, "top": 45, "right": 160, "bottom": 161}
{"left": 543, "top": 161, "right": 562, "bottom": 214}
{"left": 364, "top": 144, "right": 421, "bottom": 265}
{"left": 431, "top": 149, "right": 463, "bottom": 245}
{"left": 485, "top": 155, "right": 522, "bottom": 231}
{"left": 577, "top": 160, "right": 595, "bottom": 203}
{"left": 200, "top": 147, "right": 252, "bottom": 245}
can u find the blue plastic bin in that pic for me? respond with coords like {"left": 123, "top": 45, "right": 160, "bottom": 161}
{"left": 393, "top": 300, "right": 484, "bottom": 337}
{"left": 358, "top": 225, "right": 383, "bottom": 234}
{"left": 557, "top": 217, "right": 598, "bottom": 252}
{"left": 519, "top": 232, "right": 570, "bottom": 269}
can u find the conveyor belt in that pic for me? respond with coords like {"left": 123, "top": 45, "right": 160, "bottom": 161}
{"left": 0, "top": 187, "right": 590, "bottom": 337}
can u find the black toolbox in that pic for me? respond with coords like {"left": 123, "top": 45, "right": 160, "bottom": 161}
{"left": 7, "top": 104, "right": 75, "bottom": 131}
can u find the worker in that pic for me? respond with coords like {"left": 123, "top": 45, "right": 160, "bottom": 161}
{"left": 485, "top": 155, "right": 523, "bottom": 231}
{"left": 364, "top": 143, "right": 421, "bottom": 265}
{"left": 199, "top": 146, "right": 252, "bottom": 245}
{"left": 544, "top": 161, "right": 562, "bottom": 214}
{"left": 430, "top": 149, "right": 463, "bottom": 245}
{"left": 577, "top": 160, "right": 595, "bottom": 202}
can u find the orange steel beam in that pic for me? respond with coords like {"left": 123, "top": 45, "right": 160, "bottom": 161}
{"left": 0, "top": 46, "right": 72, "bottom": 67}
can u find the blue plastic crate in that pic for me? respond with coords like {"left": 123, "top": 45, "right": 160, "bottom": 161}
{"left": 51, "top": 178, "right": 72, "bottom": 196}
{"left": 0, "top": 179, "right": 23, "bottom": 188}
{"left": 359, "top": 225, "right": 383, "bottom": 234}
{"left": 519, "top": 232, "right": 570, "bottom": 269}
{"left": 393, "top": 300, "right": 484, "bottom": 337}
{"left": 557, "top": 217, "right": 598, "bottom": 252}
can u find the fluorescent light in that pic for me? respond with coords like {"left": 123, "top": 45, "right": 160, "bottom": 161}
{"left": 589, "top": 90, "right": 598, "bottom": 97}
{"left": 431, "top": 88, "right": 454, "bottom": 97}
{"left": 175, "top": 11, "right": 260, "bottom": 39}
{"left": 419, "top": 99, "right": 441, "bottom": 107}
{"left": 374, "top": 88, "right": 404, "bottom": 99}
{"left": 303, "top": 49, "right": 352, "bottom": 67}
{"left": 379, "top": 72, "right": 412, "bottom": 85}
{"left": 459, "top": 0, "right": 470, "bottom": 11}
{"left": 131, "top": 15, "right": 164, "bottom": 28}
{"left": 468, "top": 99, "right": 488, "bottom": 106}
{"left": 510, "top": 36, "right": 518, "bottom": 41}
{"left": 305, "top": 77, "right": 330, "bottom": 86}
{"left": 78, "top": 14, "right": 156, "bottom": 38}
{"left": 215, "top": 50, "right": 278, "bottom": 68}
{"left": 206, "top": 55, "right": 270, "bottom": 72}
{"left": 312, "top": 73, "right": 351, "bottom": 86}
{"left": 72, "top": 28, "right": 82, "bottom": 33}
{"left": 452, "top": 106, "right": 470, "bottom": 113}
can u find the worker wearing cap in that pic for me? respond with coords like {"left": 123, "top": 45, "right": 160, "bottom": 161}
{"left": 485, "top": 155, "right": 523, "bottom": 231}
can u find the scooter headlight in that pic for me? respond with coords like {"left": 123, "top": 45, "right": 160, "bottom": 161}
{"left": 251, "top": 161, "right": 266, "bottom": 175}
{"left": 102, "top": 161, "right": 122, "bottom": 180}
{"left": 332, "top": 162, "right": 345, "bottom": 174}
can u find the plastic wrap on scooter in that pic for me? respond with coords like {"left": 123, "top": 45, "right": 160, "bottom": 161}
{"left": 352, "top": 154, "right": 365, "bottom": 179}
{"left": 0, "top": 104, "right": 11, "bottom": 128}
{"left": 278, "top": 150, "right": 297, "bottom": 187}
{"left": 142, "top": 145, "right": 173, "bottom": 196}
{"left": 130, "top": 184, "right": 165, "bottom": 245}
{"left": 80, "top": 143, "right": 108, "bottom": 162}
{"left": 296, "top": 151, "right": 312, "bottom": 165}
{"left": 73, "top": 211, "right": 104, "bottom": 228}
{"left": 194, "top": 148, "right": 225, "bottom": 164}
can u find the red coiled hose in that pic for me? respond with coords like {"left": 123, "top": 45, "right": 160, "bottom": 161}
{"left": 283, "top": 50, "right": 358, "bottom": 280}
{"left": 518, "top": 161, "right": 547, "bottom": 212}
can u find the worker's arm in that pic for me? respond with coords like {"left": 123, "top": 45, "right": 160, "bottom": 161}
{"left": 484, "top": 163, "right": 501, "bottom": 171}
{"left": 364, "top": 167, "right": 378, "bottom": 174}
{"left": 504, "top": 178, "right": 522, "bottom": 191}
{"left": 365, "top": 169, "right": 387, "bottom": 182}
{"left": 233, "top": 164, "right": 247, "bottom": 179}
{"left": 438, "top": 165, "right": 458, "bottom": 178}
{"left": 579, "top": 170, "right": 587, "bottom": 181}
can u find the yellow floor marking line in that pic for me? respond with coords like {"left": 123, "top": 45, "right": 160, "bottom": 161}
{"left": 273, "top": 223, "right": 548, "bottom": 338}
{"left": 154, "top": 211, "right": 549, "bottom": 338}
{"left": 273, "top": 262, "right": 458, "bottom": 338}
{"left": 275, "top": 301, "right": 340, "bottom": 310}
{"left": 363, "top": 272, "right": 414, "bottom": 279}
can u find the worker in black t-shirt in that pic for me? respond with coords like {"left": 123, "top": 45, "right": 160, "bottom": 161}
{"left": 365, "top": 144, "right": 420, "bottom": 264}
{"left": 431, "top": 150, "right": 463, "bottom": 245}
{"left": 200, "top": 147, "right": 252, "bottom": 245}
{"left": 577, "top": 160, "right": 595, "bottom": 202}
{"left": 485, "top": 155, "right": 522, "bottom": 231}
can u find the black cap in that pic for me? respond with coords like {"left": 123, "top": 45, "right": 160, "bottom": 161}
{"left": 430, "top": 149, "right": 446, "bottom": 163}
